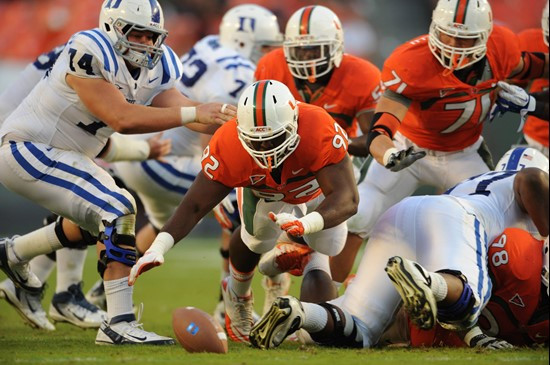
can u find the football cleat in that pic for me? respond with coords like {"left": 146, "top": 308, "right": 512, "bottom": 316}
{"left": 261, "top": 273, "right": 291, "bottom": 315}
{"left": 221, "top": 277, "right": 254, "bottom": 342}
{"left": 0, "top": 279, "right": 55, "bottom": 331}
{"left": 49, "top": 282, "right": 107, "bottom": 328}
{"left": 85, "top": 279, "right": 106, "bottom": 311}
{"left": 385, "top": 256, "right": 437, "bottom": 330}
{"left": 95, "top": 309, "right": 175, "bottom": 345}
{"left": 0, "top": 237, "right": 42, "bottom": 293}
{"left": 250, "top": 295, "right": 305, "bottom": 349}
{"left": 258, "top": 241, "right": 313, "bottom": 277}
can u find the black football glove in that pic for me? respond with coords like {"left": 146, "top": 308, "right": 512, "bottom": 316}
{"left": 384, "top": 147, "right": 426, "bottom": 172}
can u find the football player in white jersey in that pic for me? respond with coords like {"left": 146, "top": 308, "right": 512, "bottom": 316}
{"left": 249, "top": 146, "right": 549, "bottom": 349}
{"left": 0, "top": 0, "right": 235, "bottom": 345}
{"left": 0, "top": 43, "right": 173, "bottom": 330}
{"left": 109, "top": 3, "right": 283, "bottom": 324}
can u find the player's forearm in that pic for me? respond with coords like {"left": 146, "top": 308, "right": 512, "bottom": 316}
{"left": 369, "top": 134, "right": 396, "bottom": 165}
{"left": 516, "top": 169, "right": 549, "bottom": 237}
{"left": 347, "top": 135, "right": 369, "bottom": 156}
{"left": 109, "top": 105, "right": 192, "bottom": 134}
{"left": 315, "top": 191, "right": 358, "bottom": 229}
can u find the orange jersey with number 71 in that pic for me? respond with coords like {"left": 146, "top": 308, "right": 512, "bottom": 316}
{"left": 201, "top": 102, "right": 348, "bottom": 204}
{"left": 382, "top": 26, "right": 521, "bottom": 151}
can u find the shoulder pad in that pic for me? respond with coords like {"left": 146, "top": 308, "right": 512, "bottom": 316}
{"left": 159, "top": 45, "right": 183, "bottom": 85}
{"left": 71, "top": 28, "right": 120, "bottom": 76}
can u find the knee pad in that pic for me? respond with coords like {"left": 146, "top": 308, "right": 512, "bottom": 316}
{"left": 54, "top": 217, "right": 96, "bottom": 250}
{"left": 436, "top": 270, "right": 476, "bottom": 330}
{"left": 99, "top": 221, "right": 136, "bottom": 268}
{"left": 312, "top": 303, "right": 363, "bottom": 348}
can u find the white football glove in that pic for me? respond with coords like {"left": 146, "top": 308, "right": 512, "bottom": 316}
{"left": 464, "top": 326, "right": 514, "bottom": 350}
{"left": 268, "top": 211, "right": 324, "bottom": 237}
{"left": 490, "top": 81, "right": 536, "bottom": 130}
{"left": 384, "top": 147, "right": 426, "bottom": 172}
{"left": 128, "top": 250, "right": 165, "bottom": 286}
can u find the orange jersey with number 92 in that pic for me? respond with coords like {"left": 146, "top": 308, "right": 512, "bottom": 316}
{"left": 201, "top": 102, "right": 348, "bottom": 204}
{"left": 382, "top": 26, "right": 521, "bottom": 151}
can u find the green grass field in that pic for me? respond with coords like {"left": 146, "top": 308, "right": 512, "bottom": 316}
{"left": 0, "top": 238, "right": 547, "bottom": 364}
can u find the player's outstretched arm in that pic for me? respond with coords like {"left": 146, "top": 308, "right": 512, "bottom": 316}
{"left": 129, "top": 172, "right": 232, "bottom": 285}
{"left": 514, "top": 167, "right": 549, "bottom": 237}
{"left": 152, "top": 87, "right": 237, "bottom": 133}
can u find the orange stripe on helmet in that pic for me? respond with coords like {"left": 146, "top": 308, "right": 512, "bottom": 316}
{"left": 299, "top": 6, "right": 315, "bottom": 35}
{"left": 253, "top": 80, "right": 268, "bottom": 127}
{"left": 454, "top": 0, "right": 469, "bottom": 24}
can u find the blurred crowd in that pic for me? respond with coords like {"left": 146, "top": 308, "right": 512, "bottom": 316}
{"left": 0, "top": 0, "right": 546, "bottom": 65}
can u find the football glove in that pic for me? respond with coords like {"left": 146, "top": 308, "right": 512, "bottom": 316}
{"left": 384, "top": 147, "right": 426, "bottom": 172}
{"left": 490, "top": 81, "right": 536, "bottom": 124}
{"left": 268, "top": 211, "right": 324, "bottom": 237}
{"left": 128, "top": 250, "right": 164, "bottom": 286}
{"left": 212, "top": 195, "right": 237, "bottom": 231}
{"left": 464, "top": 326, "right": 514, "bottom": 350}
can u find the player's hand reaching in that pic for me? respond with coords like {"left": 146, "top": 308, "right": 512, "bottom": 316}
{"left": 128, "top": 250, "right": 164, "bottom": 286}
{"left": 196, "top": 102, "right": 237, "bottom": 125}
{"left": 146, "top": 132, "right": 171, "bottom": 161}
{"left": 384, "top": 146, "right": 426, "bottom": 172}
{"left": 269, "top": 211, "right": 324, "bottom": 237}
{"left": 464, "top": 326, "right": 514, "bottom": 350}
{"left": 490, "top": 81, "right": 535, "bottom": 121}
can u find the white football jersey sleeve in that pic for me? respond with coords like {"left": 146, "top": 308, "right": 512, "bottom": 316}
{"left": 165, "top": 35, "right": 256, "bottom": 157}
{"left": 445, "top": 171, "right": 539, "bottom": 240}
{"left": 0, "top": 28, "right": 183, "bottom": 159}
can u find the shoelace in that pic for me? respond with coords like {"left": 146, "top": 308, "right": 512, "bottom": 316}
{"left": 233, "top": 298, "right": 253, "bottom": 329}
{"left": 127, "top": 303, "right": 146, "bottom": 334}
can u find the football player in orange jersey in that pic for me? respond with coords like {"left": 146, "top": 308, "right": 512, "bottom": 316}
{"left": 380, "top": 228, "right": 548, "bottom": 348}
{"left": 254, "top": 5, "right": 382, "bottom": 289}
{"left": 491, "top": 1, "right": 549, "bottom": 156}
{"left": 128, "top": 80, "right": 359, "bottom": 343}
{"left": 330, "top": 0, "right": 550, "bottom": 283}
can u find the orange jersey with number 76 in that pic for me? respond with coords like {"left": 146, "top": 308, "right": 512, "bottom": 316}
{"left": 201, "top": 102, "right": 348, "bottom": 204}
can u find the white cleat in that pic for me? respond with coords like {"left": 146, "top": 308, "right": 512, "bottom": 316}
{"left": 95, "top": 308, "right": 174, "bottom": 345}
{"left": 385, "top": 256, "right": 437, "bottom": 330}
{"left": 250, "top": 295, "right": 305, "bottom": 349}
{"left": 0, "top": 279, "right": 55, "bottom": 331}
{"left": 0, "top": 237, "right": 42, "bottom": 293}
{"left": 261, "top": 273, "right": 291, "bottom": 315}
{"left": 221, "top": 277, "right": 254, "bottom": 343}
{"left": 49, "top": 282, "right": 107, "bottom": 328}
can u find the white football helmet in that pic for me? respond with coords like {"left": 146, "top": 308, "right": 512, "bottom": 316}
{"left": 100, "top": 0, "right": 167, "bottom": 69}
{"left": 237, "top": 80, "right": 300, "bottom": 170}
{"left": 429, "top": 0, "right": 493, "bottom": 71}
{"left": 219, "top": 4, "right": 283, "bottom": 64}
{"left": 543, "top": 0, "right": 549, "bottom": 47}
{"left": 495, "top": 146, "right": 549, "bottom": 173}
{"left": 284, "top": 5, "right": 344, "bottom": 81}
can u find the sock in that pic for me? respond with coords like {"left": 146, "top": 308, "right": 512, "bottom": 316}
{"left": 55, "top": 248, "right": 87, "bottom": 293}
{"left": 430, "top": 272, "right": 448, "bottom": 302}
{"left": 104, "top": 276, "right": 134, "bottom": 320}
{"left": 10, "top": 223, "right": 62, "bottom": 262}
{"left": 268, "top": 273, "right": 286, "bottom": 285}
{"left": 302, "top": 302, "right": 328, "bottom": 333}
{"left": 229, "top": 261, "right": 254, "bottom": 297}
{"left": 29, "top": 255, "right": 56, "bottom": 283}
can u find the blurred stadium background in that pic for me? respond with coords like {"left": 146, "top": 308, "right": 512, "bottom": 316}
{"left": 0, "top": 0, "right": 546, "bottom": 236}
